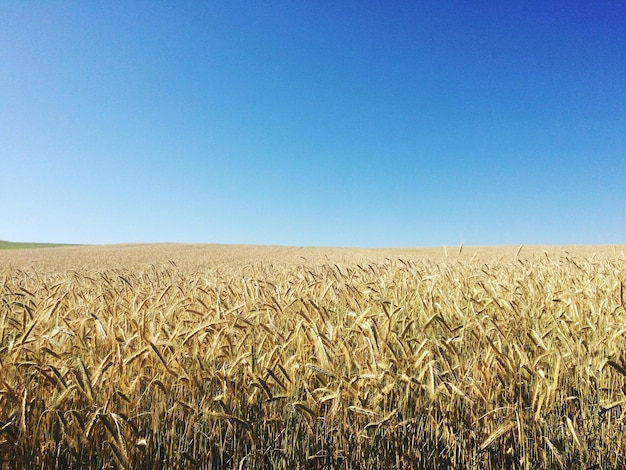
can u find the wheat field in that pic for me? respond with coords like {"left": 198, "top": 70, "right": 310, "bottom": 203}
{"left": 1, "top": 244, "right": 625, "bottom": 469}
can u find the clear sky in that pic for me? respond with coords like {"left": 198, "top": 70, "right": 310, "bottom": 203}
{"left": 2, "top": 1, "right": 625, "bottom": 247}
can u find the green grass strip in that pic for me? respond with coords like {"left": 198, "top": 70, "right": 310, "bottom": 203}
{"left": 0, "top": 241, "right": 78, "bottom": 250}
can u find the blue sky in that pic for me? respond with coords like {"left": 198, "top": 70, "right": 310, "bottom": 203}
{"left": 2, "top": 1, "right": 625, "bottom": 247}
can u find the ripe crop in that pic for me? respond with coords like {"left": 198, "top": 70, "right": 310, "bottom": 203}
{"left": 1, "top": 245, "right": 625, "bottom": 468}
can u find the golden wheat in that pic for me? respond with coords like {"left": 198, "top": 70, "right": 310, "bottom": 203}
{"left": 0, "top": 244, "right": 625, "bottom": 468}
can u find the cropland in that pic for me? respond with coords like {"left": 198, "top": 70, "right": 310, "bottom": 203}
{"left": 0, "top": 240, "right": 76, "bottom": 250}
{"left": 1, "top": 243, "right": 625, "bottom": 469}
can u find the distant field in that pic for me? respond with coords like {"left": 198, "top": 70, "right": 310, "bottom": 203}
{"left": 0, "top": 242, "right": 624, "bottom": 271}
{"left": 1, "top": 243, "right": 625, "bottom": 468}
{"left": 0, "top": 240, "right": 77, "bottom": 250}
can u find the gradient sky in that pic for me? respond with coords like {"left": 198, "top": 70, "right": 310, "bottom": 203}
{"left": 2, "top": 2, "right": 625, "bottom": 247}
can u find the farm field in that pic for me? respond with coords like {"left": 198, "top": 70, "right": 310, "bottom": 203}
{"left": 1, "top": 244, "right": 626, "bottom": 468}
{"left": 0, "top": 241, "right": 77, "bottom": 250}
